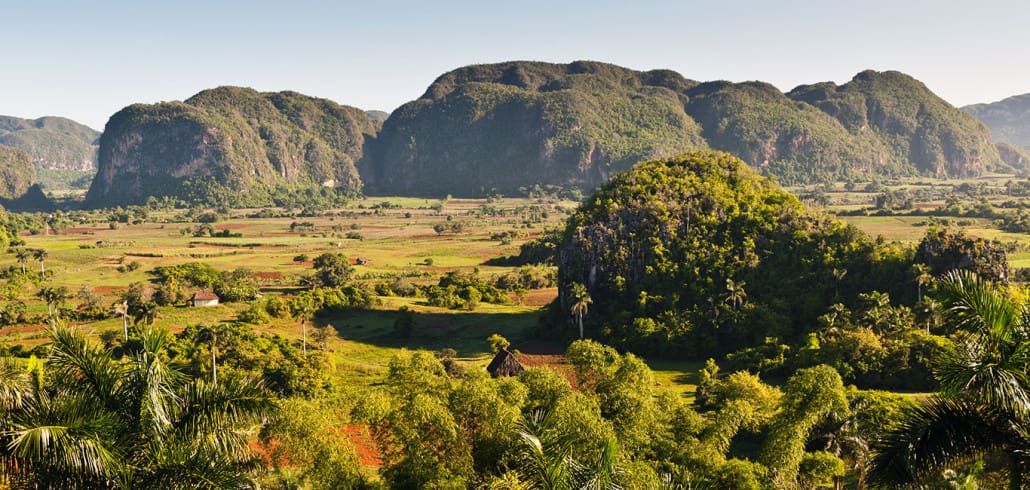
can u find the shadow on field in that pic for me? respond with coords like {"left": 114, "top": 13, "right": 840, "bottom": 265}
{"left": 314, "top": 308, "right": 550, "bottom": 358}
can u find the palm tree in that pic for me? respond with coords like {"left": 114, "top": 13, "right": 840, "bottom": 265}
{"left": 832, "top": 268, "right": 847, "bottom": 299}
{"left": 31, "top": 249, "right": 47, "bottom": 275}
{"left": 36, "top": 285, "right": 68, "bottom": 319}
{"left": 869, "top": 270, "right": 1030, "bottom": 489}
{"left": 114, "top": 300, "right": 130, "bottom": 341}
{"left": 724, "top": 278, "right": 747, "bottom": 310}
{"left": 512, "top": 410, "right": 623, "bottom": 490}
{"left": 196, "top": 325, "right": 221, "bottom": 384}
{"left": 912, "top": 263, "right": 933, "bottom": 302}
{"left": 13, "top": 248, "right": 29, "bottom": 275}
{"left": 0, "top": 325, "right": 272, "bottom": 487}
{"left": 569, "top": 282, "right": 592, "bottom": 340}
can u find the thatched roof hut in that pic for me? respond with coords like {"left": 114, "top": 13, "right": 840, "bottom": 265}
{"left": 486, "top": 349, "right": 524, "bottom": 378}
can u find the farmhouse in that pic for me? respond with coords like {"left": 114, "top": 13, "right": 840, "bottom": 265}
{"left": 191, "top": 292, "right": 219, "bottom": 307}
{"left": 486, "top": 349, "right": 524, "bottom": 378}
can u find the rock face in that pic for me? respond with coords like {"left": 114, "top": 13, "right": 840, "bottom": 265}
{"left": 789, "top": 70, "right": 1001, "bottom": 179}
{"left": 996, "top": 142, "right": 1030, "bottom": 171}
{"left": 0, "top": 145, "right": 51, "bottom": 210}
{"left": 0, "top": 145, "right": 35, "bottom": 199}
{"left": 365, "top": 61, "right": 708, "bottom": 196}
{"left": 963, "top": 94, "right": 1030, "bottom": 148}
{"left": 367, "top": 62, "right": 1002, "bottom": 195}
{"left": 85, "top": 87, "right": 379, "bottom": 207}
{"left": 0, "top": 115, "right": 99, "bottom": 171}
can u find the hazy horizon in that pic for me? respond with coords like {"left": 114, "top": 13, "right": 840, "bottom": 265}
{"left": 5, "top": 0, "right": 1029, "bottom": 130}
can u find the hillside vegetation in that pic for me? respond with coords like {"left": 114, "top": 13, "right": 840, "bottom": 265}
{"left": 85, "top": 87, "right": 380, "bottom": 208}
{"left": 367, "top": 62, "right": 1000, "bottom": 195}
{"left": 963, "top": 93, "right": 1030, "bottom": 147}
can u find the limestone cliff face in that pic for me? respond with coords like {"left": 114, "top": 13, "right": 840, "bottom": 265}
{"left": 85, "top": 87, "right": 379, "bottom": 207}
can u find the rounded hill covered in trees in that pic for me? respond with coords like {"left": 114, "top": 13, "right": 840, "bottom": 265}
{"left": 556, "top": 150, "right": 914, "bottom": 358}
{"left": 366, "top": 62, "right": 1001, "bottom": 196}
{"left": 85, "top": 87, "right": 380, "bottom": 207}
{"left": 364, "top": 61, "right": 708, "bottom": 196}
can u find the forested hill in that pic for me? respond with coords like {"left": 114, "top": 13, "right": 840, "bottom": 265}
{"left": 963, "top": 93, "right": 1030, "bottom": 148}
{"left": 0, "top": 115, "right": 99, "bottom": 173}
{"left": 85, "top": 87, "right": 380, "bottom": 208}
{"left": 0, "top": 145, "right": 51, "bottom": 210}
{"left": 364, "top": 62, "right": 1000, "bottom": 196}
{"left": 85, "top": 62, "right": 1002, "bottom": 206}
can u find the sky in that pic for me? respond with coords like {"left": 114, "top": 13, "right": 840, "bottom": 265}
{"left": 4, "top": 0, "right": 1029, "bottom": 130}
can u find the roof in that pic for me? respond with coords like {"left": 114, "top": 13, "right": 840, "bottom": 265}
{"left": 192, "top": 292, "right": 219, "bottom": 301}
{"left": 486, "top": 349, "right": 525, "bottom": 378}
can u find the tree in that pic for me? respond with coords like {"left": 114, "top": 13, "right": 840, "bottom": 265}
{"left": 0, "top": 325, "right": 273, "bottom": 487}
{"left": 31, "top": 248, "right": 47, "bottom": 275}
{"left": 912, "top": 263, "right": 933, "bottom": 302}
{"left": 114, "top": 300, "right": 130, "bottom": 341}
{"left": 312, "top": 253, "right": 353, "bottom": 288}
{"left": 14, "top": 248, "right": 29, "bottom": 275}
{"left": 36, "top": 285, "right": 69, "bottom": 319}
{"left": 569, "top": 282, "right": 592, "bottom": 340}
{"left": 724, "top": 278, "right": 747, "bottom": 310}
{"left": 870, "top": 270, "right": 1030, "bottom": 489}
{"left": 486, "top": 333, "right": 510, "bottom": 354}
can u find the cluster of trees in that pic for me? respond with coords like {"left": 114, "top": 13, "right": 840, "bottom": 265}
{"left": 553, "top": 151, "right": 1013, "bottom": 392}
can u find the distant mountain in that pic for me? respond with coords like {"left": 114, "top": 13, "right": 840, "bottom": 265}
{"left": 85, "top": 87, "right": 380, "bottom": 208}
{"left": 365, "top": 61, "right": 707, "bottom": 196}
{"left": 0, "top": 145, "right": 51, "bottom": 211}
{"left": 366, "top": 110, "right": 390, "bottom": 123}
{"left": 789, "top": 70, "right": 1000, "bottom": 179}
{"left": 0, "top": 115, "right": 99, "bottom": 172}
{"left": 962, "top": 94, "right": 1030, "bottom": 148}
{"left": 366, "top": 62, "right": 1000, "bottom": 196}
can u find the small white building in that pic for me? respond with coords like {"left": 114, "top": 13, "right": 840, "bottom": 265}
{"left": 191, "top": 292, "right": 219, "bottom": 307}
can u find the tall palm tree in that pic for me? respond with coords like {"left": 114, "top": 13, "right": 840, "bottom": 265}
{"left": 0, "top": 325, "right": 273, "bottom": 487}
{"left": 569, "top": 283, "right": 592, "bottom": 340}
{"left": 724, "top": 278, "right": 747, "bottom": 310}
{"left": 912, "top": 263, "right": 933, "bottom": 302}
{"left": 197, "top": 325, "right": 221, "bottom": 384}
{"left": 36, "top": 285, "right": 69, "bottom": 319}
{"left": 13, "top": 248, "right": 29, "bottom": 275}
{"left": 31, "top": 249, "right": 47, "bottom": 275}
{"left": 114, "top": 300, "right": 130, "bottom": 341}
{"left": 869, "top": 270, "right": 1030, "bottom": 489}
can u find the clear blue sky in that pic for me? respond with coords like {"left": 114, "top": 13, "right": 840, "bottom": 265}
{"left": 4, "top": 0, "right": 1028, "bottom": 130}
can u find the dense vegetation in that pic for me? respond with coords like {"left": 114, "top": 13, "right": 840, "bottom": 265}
{"left": 366, "top": 62, "right": 1000, "bottom": 197}
{"left": 86, "top": 87, "right": 380, "bottom": 208}
{"left": 789, "top": 70, "right": 1002, "bottom": 179}
{"left": 553, "top": 151, "right": 1012, "bottom": 392}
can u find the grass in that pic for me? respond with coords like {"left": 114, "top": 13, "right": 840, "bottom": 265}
{"left": 1, "top": 196, "right": 705, "bottom": 397}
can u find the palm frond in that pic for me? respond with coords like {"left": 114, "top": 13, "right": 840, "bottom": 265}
{"left": 868, "top": 397, "right": 1013, "bottom": 486}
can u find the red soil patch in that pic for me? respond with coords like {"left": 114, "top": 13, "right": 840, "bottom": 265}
{"left": 93, "top": 286, "right": 128, "bottom": 294}
{"left": 293, "top": 261, "right": 315, "bottom": 267}
{"left": 343, "top": 424, "right": 383, "bottom": 467}
{"left": 0, "top": 324, "right": 47, "bottom": 336}
{"left": 517, "top": 352, "right": 579, "bottom": 389}
{"left": 250, "top": 272, "right": 282, "bottom": 280}
{"left": 513, "top": 288, "right": 558, "bottom": 307}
